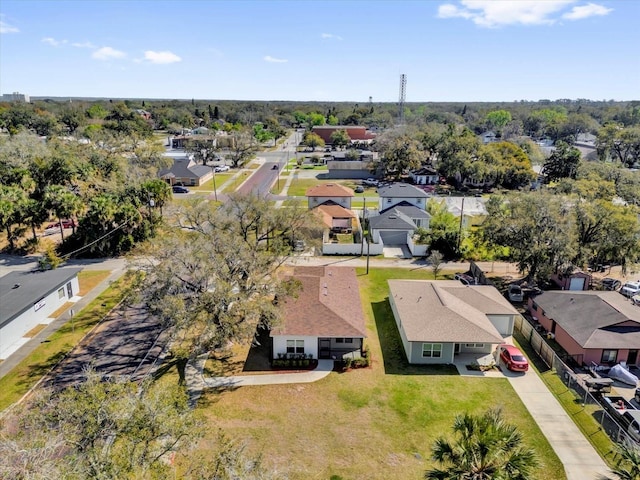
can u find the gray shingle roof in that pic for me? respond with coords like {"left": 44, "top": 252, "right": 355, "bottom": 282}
{"left": 533, "top": 291, "right": 640, "bottom": 349}
{"left": 380, "top": 201, "right": 430, "bottom": 218}
{"left": 158, "top": 158, "right": 210, "bottom": 180}
{"left": 369, "top": 209, "right": 416, "bottom": 230}
{"left": 388, "top": 280, "right": 515, "bottom": 343}
{"left": 378, "top": 183, "right": 428, "bottom": 198}
{"left": 0, "top": 267, "right": 83, "bottom": 327}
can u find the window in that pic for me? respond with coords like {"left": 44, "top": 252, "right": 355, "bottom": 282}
{"left": 58, "top": 287, "right": 65, "bottom": 299}
{"left": 602, "top": 350, "right": 618, "bottom": 363}
{"left": 465, "top": 343, "right": 484, "bottom": 348}
{"left": 422, "top": 343, "right": 442, "bottom": 358}
{"left": 336, "top": 338, "right": 344, "bottom": 343}
{"left": 287, "top": 339, "right": 305, "bottom": 354}
{"left": 387, "top": 198, "right": 392, "bottom": 203}
{"left": 344, "top": 338, "right": 353, "bottom": 343}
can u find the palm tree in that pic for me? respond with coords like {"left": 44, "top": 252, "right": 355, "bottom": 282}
{"left": 600, "top": 443, "right": 640, "bottom": 480}
{"left": 425, "top": 409, "right": 538, "bottom": 480}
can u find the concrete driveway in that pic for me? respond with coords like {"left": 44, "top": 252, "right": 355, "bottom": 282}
{"left": 504, "top": 366, "right": 611, "bottom": 480}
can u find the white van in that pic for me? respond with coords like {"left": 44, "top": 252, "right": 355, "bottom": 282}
{"left": 621, "top": 281, "right": 640, "bottom": 298}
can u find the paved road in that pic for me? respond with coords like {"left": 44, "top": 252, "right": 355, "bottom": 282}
{"left": 45, "top": 303, "right": 168, "bottom": 389}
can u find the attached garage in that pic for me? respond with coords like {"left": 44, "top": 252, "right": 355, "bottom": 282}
{"left": 379, "top": 230, "right": 409, "bottom": 245}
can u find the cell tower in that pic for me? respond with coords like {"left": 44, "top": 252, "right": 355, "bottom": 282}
{"left": 398, "top": 74, "right": 407, "bottom": 125}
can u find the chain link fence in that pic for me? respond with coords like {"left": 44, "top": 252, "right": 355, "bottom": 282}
{"left": 515, "top": 315, "right": 638, "bottom": 447}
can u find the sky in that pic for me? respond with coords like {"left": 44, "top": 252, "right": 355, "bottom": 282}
{"left": 0, "top": 0, "right": 638, "bottom": 102}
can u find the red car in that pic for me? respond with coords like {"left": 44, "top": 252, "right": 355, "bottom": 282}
{"left": 498, "top": 344, "right": 529, "bottom": 372}
{"left": 45, "top": 219, "right": 76, "bottom": 229}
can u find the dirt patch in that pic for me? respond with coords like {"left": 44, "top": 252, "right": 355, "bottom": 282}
{"left": 23, "top": 324, "right": 48, "bottom": 338}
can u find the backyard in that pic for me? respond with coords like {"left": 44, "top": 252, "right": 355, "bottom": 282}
{"left": 195, "top": 268, "right": 565, "bottom": 480}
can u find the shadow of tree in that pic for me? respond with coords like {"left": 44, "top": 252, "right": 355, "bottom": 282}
{"left": 243, "top": 327, "right": 272, "bottom": 372}
{"left": 372, "top": 299, "right": 457, "bottom": 376}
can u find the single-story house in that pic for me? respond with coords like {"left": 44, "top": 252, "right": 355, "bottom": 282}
{"left": 306, "top": 183, "right": 354, "bottom": 209}
{"left": 438, "top": 197, "right": 488, "bottom": 228}
{"left": 378, "top": 183, "right": 429, "bottom": 211}
{"left": 528, "top": 291, "right": 640, "bottom": 367}
{"left": 369, "top": 201, "right": 431, "bottom": 245}
{"left": 158, "top": 157, "right": 213, "bottom": 186}
{"left": 388, "top": 280, "right": 518, "bottom": 364}
{"left": 410, "top": 166, "right": 439, "bottom": 186}
{"left": 271, "top": 266, "right": 367, "bottom": 360}
{"left": 0, "top": 267, "right": 82, "bottom": 360}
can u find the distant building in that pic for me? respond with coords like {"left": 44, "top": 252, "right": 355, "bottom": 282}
{"left": 311, "top": 126, "right": 376, "bottom": 145}
{"left": 1, "top": 92, "right": 30, "bottom": 103}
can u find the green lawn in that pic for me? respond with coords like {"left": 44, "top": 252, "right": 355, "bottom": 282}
{"left": 0, "top": 273, "right": 135, "bottom": 411}
{"left": 221, "top": 170, "right": 253, "bottom": 193}
{"left": 187, "top": 173, "right": 233, "bottom": 192}
{"left": 196, "top": 268, "right": 565, "bottom": 480}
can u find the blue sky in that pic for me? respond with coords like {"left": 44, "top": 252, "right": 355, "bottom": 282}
{"left": 1, "top": 0, "right": 638, "bottom": 102}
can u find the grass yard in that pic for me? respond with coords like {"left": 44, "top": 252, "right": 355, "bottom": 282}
{"left": 196, "top": 267, "right": 565, "bottom": 480}
{"left": 187, "top": 173, "right": 233, "bottom": 192}
{"left": 77, "top": 270, "right": 110, "bottom": 295}
{"left": 286, "top": 178, "right": 325, "bottom": 197}
{"left": 0, "top": 273, "right": 135, "bottom": 411}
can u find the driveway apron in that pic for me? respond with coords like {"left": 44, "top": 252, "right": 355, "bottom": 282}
{"left": 507, "top": 371, "right": 610, "bottom": 480}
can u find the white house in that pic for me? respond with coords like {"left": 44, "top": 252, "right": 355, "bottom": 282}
{"left": 270, "top": 266, "right": 367, "bottom": 360}
{"left": 306, "top": 183, "right": 354, "bottom": 209}
{"left": 410, "top": 166, "right": 439, "bottom": 186}
{"left": 0, "top": 267, "right": 82, "bottom": 360}
{"left": 377, "top": 183, "right": 429, "bottom": 211}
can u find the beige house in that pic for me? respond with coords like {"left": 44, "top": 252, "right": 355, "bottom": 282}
{"left": 388, "top": 280, "right": 518, "bottom": 364}
{"left": 306, "top": 183, "right": 354, "bottom": 209}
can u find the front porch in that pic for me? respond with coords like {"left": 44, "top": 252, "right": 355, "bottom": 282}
{"left": 318, "top": 337, "right": 364, "bottom": 360}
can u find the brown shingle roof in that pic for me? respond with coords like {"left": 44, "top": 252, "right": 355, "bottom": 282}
{"left": 388, "top": 280, "right": 515, "bottom": 343}
{"left": 272, "top": 267, "right": 366, "bottom": 338}
{"left": 314, "top": 204, "right": 357, "bottom": 229}
{"left": 306, "top": 183, "right": 354, "bottom": 198}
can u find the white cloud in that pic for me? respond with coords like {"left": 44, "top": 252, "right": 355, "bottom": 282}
{"left": 563, "top": 2, "right": 612, "bottom": 20}
{"left": 72, "top": 41, "right": 96, "bottom": 48}
{"left": 42, "top": 37, "right": 67, "bottom": 46}
{"left": 143, "top": 50, "right": 182, "bottom": 64}
{"left": 321, "top": 33, "right": 343, "bottom": 40}
{"left": 438, "top": 0, "right": 580, "bottom": 27}
{"left": 264, "top": 55, "right": 287, "bottom": 63}
{"left": 92, "top": 46, "right": 126, "bottom": 60}
{"left": 0, "top": 17, "right": 19, "bottom": 34}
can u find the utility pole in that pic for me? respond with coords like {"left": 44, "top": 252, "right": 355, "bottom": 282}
{"left": 457, "top": 196, "right": 465, "bottom": 253}
{"left": 209, "top": 165, "right": 218, "bottom": 202}
{"left": 398, "top": 74, "right": 407, "bottom": 125}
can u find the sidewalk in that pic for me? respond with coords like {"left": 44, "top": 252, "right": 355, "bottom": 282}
{"left": 507, "top": 371, "right": 610, "bottom": 480}
{"left": 0, "top": 264, "right": 127, "bottom": 379}
{"left": 185, "top": 355, "right": 333, "bottom": 406}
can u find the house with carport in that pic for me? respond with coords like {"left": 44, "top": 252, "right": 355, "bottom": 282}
{"left": 0, "top": 267, "right": 82, "bottom": 360}
{"left": 270, "top": 266, "right": 367, "bottom": 360}
{"left": 528, "top": 291, "right": 640, "bottom": 367}
{"left": 388, "top": 280, "right": 518, "bottom": 364}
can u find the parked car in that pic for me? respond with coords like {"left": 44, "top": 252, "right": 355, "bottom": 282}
{"left": 214, "top": 165, "right": 230, "bottom": 173}
{"left": 293, "top": 240, "right": 305, "bottom": 252}
{"left": 354, "top": 186, "right": 364, "bottom": 193}
{"left": 601, "top": 278, "right": 622, "bottom": 291}
{"left": 498, "top": 344, "right": 529, "bottom": 372}
{"left": 507, "top": 284, "right": 524, "bottom": 302}
{"left": 621, "top": 281, "right": 640, "bottom": 298}
{"left": 454, "top": 272, "right": 476, "bottom": 286}
{"left": 362, "top": 178, "right": 378, "bottom": 187}
{"left": 172, "top": 185, "right": 190, "bottom": 194}
{"left": 45, "top": 219, "right": 75, "bottom": 230}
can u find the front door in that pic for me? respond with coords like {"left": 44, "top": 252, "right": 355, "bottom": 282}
{"left": 628, "top": 350, "right": 638, "bottom": 366}
{"left": 319, "top": 338, "right": 331, "bottom": 359}
{"left": 454, "top": 343, "right": 460, "bottom": 355}
{"left": 66, "top": 281, "right": 73, "bottom": 298}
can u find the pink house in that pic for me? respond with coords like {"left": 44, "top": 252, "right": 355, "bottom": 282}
{"left": 528, "top": 291, "right": 640, "bottom": 367}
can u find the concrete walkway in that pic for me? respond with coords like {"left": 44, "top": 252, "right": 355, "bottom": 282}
{"left": 507, "top": 369, "right": 610, "bottom": 480}
{"left": 185, "top": 355, "right": 334, "bottom": 406}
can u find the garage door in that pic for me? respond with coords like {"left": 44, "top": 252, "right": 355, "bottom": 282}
{"left": 380, "top": 230, "right": 408, "bottom": 245}
{"left": 569, "top": 277, "right": 585, "bottom": 290}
